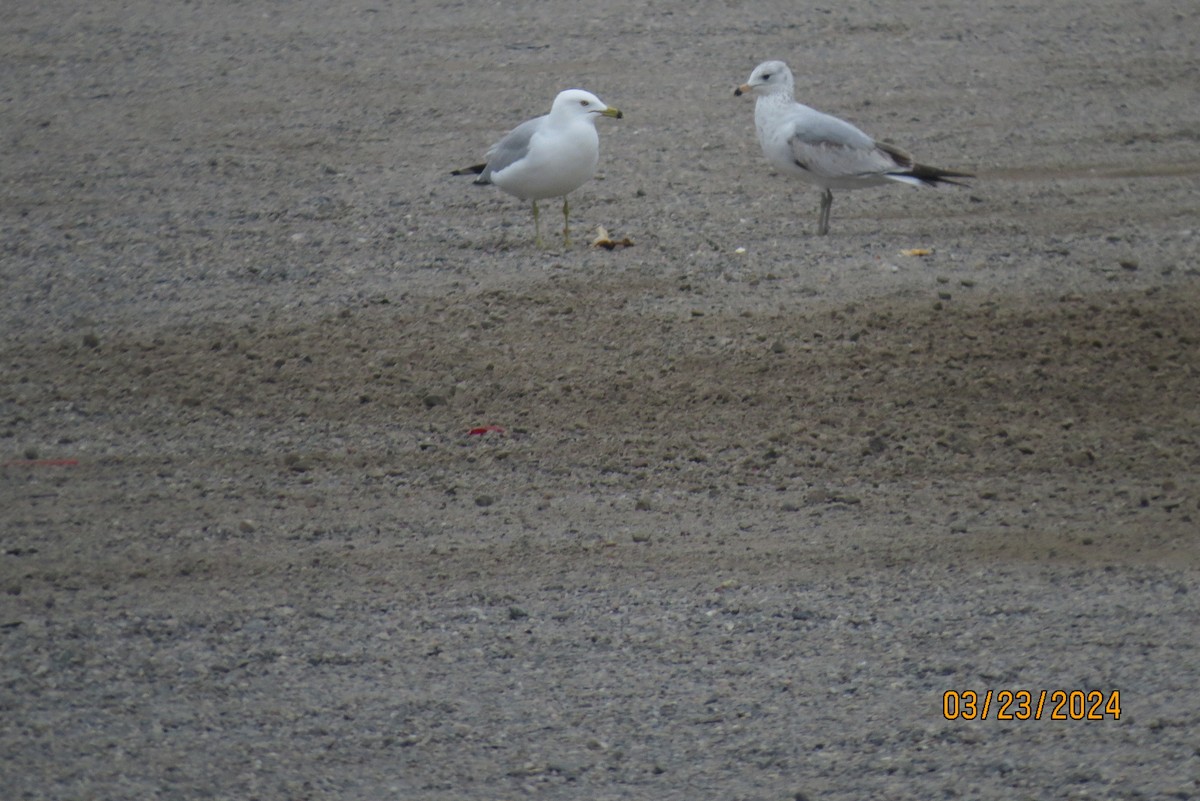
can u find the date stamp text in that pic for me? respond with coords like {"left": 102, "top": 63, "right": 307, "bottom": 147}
{"left": 943, "top": 690, "right": 1121, "bottom": 721}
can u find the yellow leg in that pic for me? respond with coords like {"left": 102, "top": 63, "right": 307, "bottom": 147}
{"left": 532, "top": 200, "right": 544, "bottom": 248}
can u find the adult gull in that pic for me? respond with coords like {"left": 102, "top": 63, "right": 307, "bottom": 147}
{"left": 453, "top": 89, "right": 622, "bottom": 247}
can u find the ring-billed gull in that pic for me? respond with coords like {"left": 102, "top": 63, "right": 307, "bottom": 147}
{"left": 452, "top": 89, "right": 622, "bottom": 248}
{"left": 735, "top": 60, "right": 971, "bottom": 235}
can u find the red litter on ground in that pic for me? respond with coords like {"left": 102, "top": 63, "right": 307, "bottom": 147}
{"left": 467, "top": 425, "right": 506, "bottom": 436}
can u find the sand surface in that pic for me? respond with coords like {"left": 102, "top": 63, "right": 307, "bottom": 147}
{"left": 2, "top": 1, "right": 1199, "bottom": 799}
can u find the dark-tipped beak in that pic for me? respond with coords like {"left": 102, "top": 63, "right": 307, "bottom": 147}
{"left": 734, "top": 83, "right": 752, "bottom": 97}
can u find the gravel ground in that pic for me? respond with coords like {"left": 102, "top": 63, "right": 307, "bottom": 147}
{"left": 2, "top": 1, "right": 1199, "bottom": 799}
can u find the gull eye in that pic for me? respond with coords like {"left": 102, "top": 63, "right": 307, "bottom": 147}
{"left": 579, "top": 99, "right": 589, "bottom": 106}
{"left": 761, "top": 73, "right": 771, "bottom": 81}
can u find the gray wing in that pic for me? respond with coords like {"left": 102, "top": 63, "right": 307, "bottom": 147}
{"left": 787, "top": 106, "right": 902, "bottom": 179}
{"left": 477, "top": 115, "right": 546, "bottom": 183}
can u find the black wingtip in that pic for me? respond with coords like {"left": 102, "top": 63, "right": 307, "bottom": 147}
{"left": 910, "top": 163, "right": 974, "bottom": 187}
{"left": 450, "top": 163, "right": 487, "bottom": 176}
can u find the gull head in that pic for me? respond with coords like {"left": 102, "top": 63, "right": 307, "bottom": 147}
{"left": 551, "top": 89, "right": 624, "bottom": 122}
{"left": 734, "top": 60, "right": 794, "bottom": 97}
